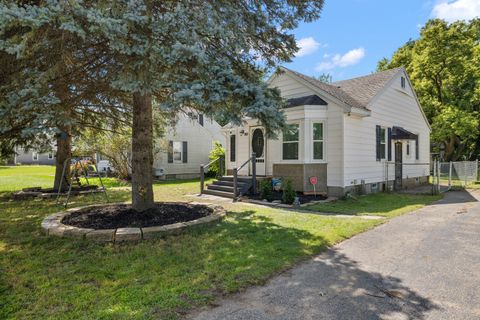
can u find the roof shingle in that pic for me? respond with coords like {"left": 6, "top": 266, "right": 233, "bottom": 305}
{"left": 280, "top": 67, "right": 403, "bottom": 111}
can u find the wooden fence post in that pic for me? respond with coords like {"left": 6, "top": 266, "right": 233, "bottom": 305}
{"left": 233, "top": 168, "right": 238, "bottom": 201}
{"left": 200, "top": 165, "right": 205, "bottom": 195}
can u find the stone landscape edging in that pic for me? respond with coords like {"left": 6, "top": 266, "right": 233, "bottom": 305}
{"left": 41, "top": 202, "right": 226, "bottom": 243}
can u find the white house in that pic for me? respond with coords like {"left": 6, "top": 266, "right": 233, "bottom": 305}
{"left": 221, "top": 67, "right": 431, "bottom": 197}
{"left": 154, "top": 112, "right": 225, "bottom": 179}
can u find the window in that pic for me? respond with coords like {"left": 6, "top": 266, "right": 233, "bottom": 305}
{"left": 406, "top": 142, "right": 410, "bottom": 156}
{"left": 198, "top": 113, "right": 204, "bottom": 126}
{"left": 401, "top": 76, "right": 406, "bottom": 89}
{"left": 282, "top": 123, "right": 299, "bottom": 160}
{"left": 32, "top": 152, "right": 38, "bottom": 161}
{"left": 379, "top": 127, "right": 386, "bottom": 159}
{"left": 230, "top": 135, "right": 236, "bottom": 162}
{"left": 312, "top": 122, "right": 324, "bottom": 160}
{"left": 48, "top": 152, "right": 54, "bottom": 160}
{"left": 173, "top": 142, "right": 183, "bottom": 162}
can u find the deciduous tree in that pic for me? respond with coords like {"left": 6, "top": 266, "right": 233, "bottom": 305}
{"left": 378, "top": 19, "right": 480, "bottom": 160}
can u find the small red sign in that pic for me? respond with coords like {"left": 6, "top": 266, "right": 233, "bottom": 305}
{"left": 309, "top": 176, "right": 318, "bottom": 185}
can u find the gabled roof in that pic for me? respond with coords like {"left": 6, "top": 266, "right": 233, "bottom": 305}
{"left": 278, "top": 67, "right": 403, "bottom": 111}
{"left": 332, "top": 68, "right": 403, "bottom": 108}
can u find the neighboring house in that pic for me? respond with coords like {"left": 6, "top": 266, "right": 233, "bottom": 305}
{"left": 223, "top": 67, "right": 431, "bottom": 197}
{"left": 154, "top": 112, "right": 225, "bottom": 179}
{"left": 13, "top": 146, "right": 56, "bottom": 165}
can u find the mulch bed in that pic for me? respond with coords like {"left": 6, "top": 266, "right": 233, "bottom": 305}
{"left": 249, "top": 191, "right": 327, "bottom": 204}
{"left": 12, "top": 185, "right": 100, "bottom": 200}
{"left": 62, "top": 203, "right": 213, "bottom": 229}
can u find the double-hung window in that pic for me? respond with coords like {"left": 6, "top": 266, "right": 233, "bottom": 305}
{"left": 173, "top": 142, "right": 183, "bottom": 163}
{"left": 312, "top": 122, "right": 324, "bottom": 160}
{"left": 282, "top": 123, "right": 299, "bottom": 160}
{"left": 32, "top": 152, "right": 39, "bottom": 161}
{"left": 379, "top": 127, "right": 386, "bottom": 160}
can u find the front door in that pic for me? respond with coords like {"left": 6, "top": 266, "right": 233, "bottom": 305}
{"left": 394, "top": 142, "right": 403, "bottom": 190}
{"left": 250, "top": 127, "right": 266, "bottom": 176}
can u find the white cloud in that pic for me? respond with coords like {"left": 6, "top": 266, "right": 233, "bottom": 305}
{"left": 315, "top": 47, "right": 365, "bottom": 71}
{"left": 296, "top": 37, "right": 321, "bottom": 57}
{"left": 432, "top": 0, "right": 480, "bottom": 22}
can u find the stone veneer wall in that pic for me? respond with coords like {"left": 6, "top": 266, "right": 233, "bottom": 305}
{"left": 272, "top": 163, "right": 327, "bottom": 193}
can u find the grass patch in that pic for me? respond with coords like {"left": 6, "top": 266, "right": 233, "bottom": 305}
{"left": 0, "top": 167, "right": 441, "bottom": 319}
{"left": 0, "top": 166, "right": 130, "bottom": 192}
{"left": 0, "top": 166, "right": 56, "bottom": 192}
{"left": 305, "top": 192, "right": 442, "bottom": 218}
{"left": 0, "top": 172, "right": 382, "bottom": 319}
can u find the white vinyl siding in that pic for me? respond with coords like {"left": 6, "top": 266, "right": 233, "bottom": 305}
{"left": 153, "top": 112, "right": 225, "bottom": 177}
{"left": 343, "top": 72, "right": 430, "bottom": 186}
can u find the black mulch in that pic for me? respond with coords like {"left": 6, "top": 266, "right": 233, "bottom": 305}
{"left": 62, "top": 203, "right": 213, "bottom": 229}
{"left": 248, "top": 191, "right": 327, "bottom": 204}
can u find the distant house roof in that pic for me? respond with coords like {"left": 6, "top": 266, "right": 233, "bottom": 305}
{"left": 287, "top": 95, "right": 327, "bottom": 107}
{"left": 279, "top": 67, "right": 403, "bottom": 111}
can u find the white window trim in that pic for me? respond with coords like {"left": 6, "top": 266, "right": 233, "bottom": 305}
{"left": 32, "top": 152, "right": 39, "bottom": 161}
{"left": 48, "top": 152, "right": 54, "bottom": 160}
{"left": 311, "top": 120, "right": 326, "bottom": 163}
{"left": 380, "top": 127, "right": 387, "bottom": 160}
{"left": 281, "top": 121, "right": 301, "bottom": 163}
{"left": 172, "top": 141, "right": 183, "bottom": 164}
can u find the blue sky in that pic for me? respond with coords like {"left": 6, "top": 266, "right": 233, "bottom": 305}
{"left": 286, "top": 0, "right": 480, "bottom": 81}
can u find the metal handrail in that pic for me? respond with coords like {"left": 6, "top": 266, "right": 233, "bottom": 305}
{"left": 200, "top": 155, "right": 225, "bottom": 195}
{"left": 232, "top": 153, "right": 257, "bottom": 201}
{"left": 237, "top": 157, "right": 252, "bottom": 172}
{"left": 202, "top": 157, "right": 221, "bottom": 170}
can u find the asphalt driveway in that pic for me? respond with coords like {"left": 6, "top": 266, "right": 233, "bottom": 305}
{"left": 191, "top": 190, "right": 480, "bottom": 320}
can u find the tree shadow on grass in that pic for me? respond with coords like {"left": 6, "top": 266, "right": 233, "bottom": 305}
{"left": 0, "top": 205, "right": 437, "bottom": 319}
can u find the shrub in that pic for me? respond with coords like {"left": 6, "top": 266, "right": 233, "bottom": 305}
{"left": 282, "top": 179, "right": 296, "bottom": 204}
{"left": 259, "top": 179, "right": 273, "bottom": 201}
{"left": 208, "top": 141, "right": 225, "bottom": 177}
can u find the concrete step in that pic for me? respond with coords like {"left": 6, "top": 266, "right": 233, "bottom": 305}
{"left": 212, "top": 180, "right": 247, "bottom": 187}
{"left": 207, "top": 184, "right": 238, "bottom": 193}
{"left": 218, "top": 176, "right": 252, "bottom": 183}
{"left": 203, "top": 189, "right": 235, "bottom": 199}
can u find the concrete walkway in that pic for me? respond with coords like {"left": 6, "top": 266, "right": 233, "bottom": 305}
{"left": 191, "top": 190, "right": 480, "bottom": 320}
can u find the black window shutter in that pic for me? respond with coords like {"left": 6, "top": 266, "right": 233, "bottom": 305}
{"left": 168, "top": 141, "right": 173, "bottom": 163}
{"left": 387, "top": 127, "right": 392, "bottom": 161}
{"left": 182, "top": 141, "right": 188, "bottom": 163}
{"left": 415, "top": 136, "right": 419, "bottom": 160}
{"left": 198, "top": 114, "right": 204, "bottom": 126}
{"left": 230, "top": 135, "right": 236, "bottom": 162}
{"left": 376, "top": 125, "right": 381, "bottom": 161}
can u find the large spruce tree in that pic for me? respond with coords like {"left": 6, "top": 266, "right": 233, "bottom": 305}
{"left": 0, "top": 0, "right": 325, "bottom": 211}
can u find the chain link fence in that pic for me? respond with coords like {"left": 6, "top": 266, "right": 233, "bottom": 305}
{"left": 433, "top": 160, "right": 479, "bottom": 191}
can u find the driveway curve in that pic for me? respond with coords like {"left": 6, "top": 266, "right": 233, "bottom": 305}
{"left": 191, "top": 190, "right": 480, "bottom": 320}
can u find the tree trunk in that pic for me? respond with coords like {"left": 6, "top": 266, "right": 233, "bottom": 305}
{"left": 131, "top": 92, "right": 154, "bottom": 212}
{"left": 53, "top": 126, "right": 72, "bottom": 191}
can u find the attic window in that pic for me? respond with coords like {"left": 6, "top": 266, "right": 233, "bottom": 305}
{"left": 401, "top": 76, "right": 406, "bottom": 89}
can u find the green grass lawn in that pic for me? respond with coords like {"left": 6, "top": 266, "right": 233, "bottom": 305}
{"left": 0, "top": 166, "right": 56, "bottom": 192}
{"left": 0, "top": 166, "right": 440, "bottom": 319}
{"left": 0, "top": 166, "right": 128, "bottom": 192}
{"left": 305, "top": 192, "right": 442, "bottom": 218}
